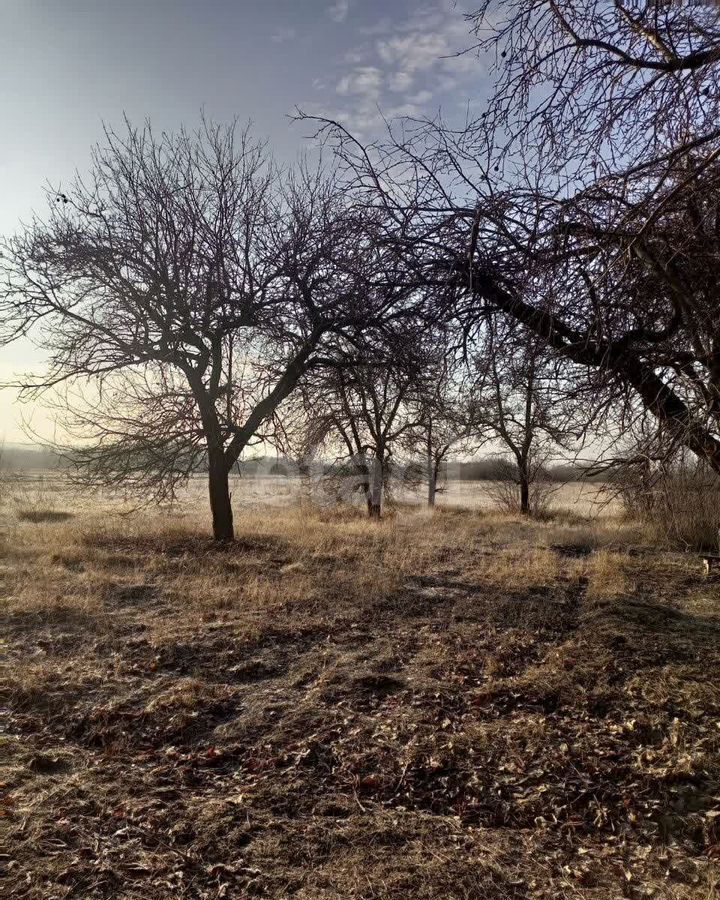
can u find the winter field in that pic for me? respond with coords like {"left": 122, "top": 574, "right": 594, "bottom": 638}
{"left": 2, "top": 477, "right": 719, "bottom": 899}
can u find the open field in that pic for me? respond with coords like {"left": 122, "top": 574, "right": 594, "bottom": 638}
{"left": 0, "top": 472, "right": 618, "bottom": 521}
{"left": 2, "top": 494, "right": 719, "bottom": 898}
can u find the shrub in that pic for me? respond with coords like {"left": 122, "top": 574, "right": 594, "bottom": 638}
{"left": 17, "top": 509, "right": 74, "bottom": 523}
{"left": 611, "top": 459, "right": 720, "bottom": 551}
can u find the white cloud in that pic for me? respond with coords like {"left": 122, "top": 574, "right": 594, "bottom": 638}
{"left": 387, "top": 71, "right": 414, "bottom": 93}
{"left": 408, "top": 89, "right": 434, "bottom": 105}
{"left": 376, "top": 5, "right": 477, "bottom": 77}
{"left": 384, "top": 102, "right": 424, "bottom": 119}
{"left": 377, "top": 33, "right": 449, "bottom": 73}
{"left": 336, "top": 66, "right": 383, "bottom": 100}
{"left": 327, "top": 0, "right": 350, "bottom": 23}
{"left": 271, "top": 26, "right": 297, "bottom": 44}
{"left": 326, "top": 1, "right": 480, "bottom": 137}
{"left": 359, "top": 17, "right": 395, "bottom": 37}
{"left": 344, "top": 47, "right": 367, "bottom": 64}
{"left": 437, "top": 74, "right": 460, "bottom": 92}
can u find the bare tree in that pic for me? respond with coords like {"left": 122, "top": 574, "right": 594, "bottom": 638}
{"left": 460, "top": 1, "right": 720, "bottom": 474}
{"left": 302, "top": 0, "right": 720, "bottom": 480}
{"left": 0, "top": 118, "right": 411, "bottom": 540}
{"left": 328, "top": 366, "right": 417, "bottom": 518}
{"left": 471, "top": 327, "right": 578, "bottom": 515}
{"left": 468, "top": 0, "right": 720, "bottom": 178}
{"left": 408, "top": 346, "right": 479, "bottom": 507}
{"left": 297, "top": 338, "right": 427, "bottom": 517}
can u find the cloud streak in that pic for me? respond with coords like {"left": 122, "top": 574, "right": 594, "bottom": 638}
{"left": 271, "top": 26, "right": 297, "bottom": 44}
{"left": 323, "top": 1, "right": 479, "bottom": 136}
{"left": 327, "top": 0, "right": 350, "bottom": 23}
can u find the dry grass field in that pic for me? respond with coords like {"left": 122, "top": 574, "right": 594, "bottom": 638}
{"left": 1, "top": 480, "right": 719, "bottom": 898}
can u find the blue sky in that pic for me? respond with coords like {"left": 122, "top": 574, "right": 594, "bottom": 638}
{"left": 1, "top": 0, "right": 482, "bottom": 232}
{"left": 0, "top": 0, "right": 484, "bottom": 440}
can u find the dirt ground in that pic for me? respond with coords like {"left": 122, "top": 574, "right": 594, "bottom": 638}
{"left": 1, "top": 497, "right": 719, "bottom": 898}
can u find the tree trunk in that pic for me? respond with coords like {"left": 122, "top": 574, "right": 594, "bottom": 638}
{"left": 519, "top": 470, "right": 530, "bottom": 515}
{"left": 363, "top": 481, "right": 374, "bottom": 516}
{"left": 208, "top": 449, "right": 234, "bottom": 541}
{"left": 427, "top": 453, "right": 437, "bottom": 507}
{"left": 368, "top": 456, "right": 383, "bottom": 519}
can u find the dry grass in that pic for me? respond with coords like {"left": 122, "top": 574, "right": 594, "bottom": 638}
{"left": 1, "top": 498, "right": 720, "bottom": 898}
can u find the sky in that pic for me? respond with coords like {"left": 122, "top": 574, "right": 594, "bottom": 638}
{"left": 0, "top": 0, "right": 485, "bottom": 443}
